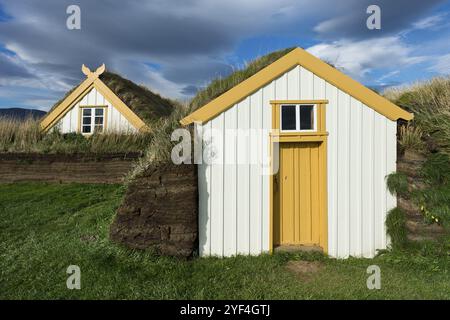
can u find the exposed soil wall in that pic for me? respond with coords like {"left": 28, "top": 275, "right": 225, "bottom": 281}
{"left": 397, "top": 150, "right": 446, "bottom": 241}
{"left": 0, "top": 153, "right": 140, "bottom": 184}
{"left": 110, "top": 164, "right": 198, "bottom": 257}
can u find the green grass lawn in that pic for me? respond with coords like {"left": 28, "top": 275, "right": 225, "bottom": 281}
{"left": 0, "top": 182, "right": 448, "bottom": 300}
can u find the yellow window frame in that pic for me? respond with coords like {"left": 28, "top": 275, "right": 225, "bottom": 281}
{"left": 78, "top": 105, "right": 108, "bottom": 134}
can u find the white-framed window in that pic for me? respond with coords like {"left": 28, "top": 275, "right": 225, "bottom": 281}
{"left": 81, "top": 107, "right": 105, "bottom": 134}
{"left": 280, "top": 104, "right": 316, "bottom": 132}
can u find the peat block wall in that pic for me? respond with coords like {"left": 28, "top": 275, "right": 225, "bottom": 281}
{"left": 0, "top": 152, "right": 140, "bottom": 184}
{"left": 110, "top": 164, "right": 198, "bottom": 257}
{"left": 397, "top": 150, "right": 445, "bottom": 241}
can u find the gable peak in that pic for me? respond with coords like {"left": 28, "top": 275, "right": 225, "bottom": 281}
{"left": 81, "top": 64, "right": 106, "bottom": 79}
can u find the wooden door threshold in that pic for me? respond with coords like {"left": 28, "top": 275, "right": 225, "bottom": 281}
{"left": 274, "top": 245, "right": 323, "bottom": 253}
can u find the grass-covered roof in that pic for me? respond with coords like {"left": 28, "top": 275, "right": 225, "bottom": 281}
{"left": 49, "top": 71, "right": 176, "bottom": 124}
{"left": 190, "top": 47, "right": 296, "bottom": 110}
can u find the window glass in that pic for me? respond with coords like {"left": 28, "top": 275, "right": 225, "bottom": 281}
{"left": 280, "top": 104, "right": 316, "bottom": 132}
{"left": 80, "top": 107, "right": 105, "bottom": 133}
{"left": 94, "top": 108, "right": 104, "bottom": 132}
{"left": 299, "top": 105, "right": 314, "bottom": 130}
{"left": 95, "top": 117, "right": 103, "bottom": 125}
{"left": 281, "top": 105, "right": 296, "bottom": 131}
{"left": 82, "top": 108, "right": 92, "bottom": 133}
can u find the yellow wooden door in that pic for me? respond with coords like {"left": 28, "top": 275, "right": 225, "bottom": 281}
{"left": 274, "top": 142, "right": 321, "bottom": 246}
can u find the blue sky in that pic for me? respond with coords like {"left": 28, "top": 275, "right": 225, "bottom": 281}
{"left": 0, "top": 0, "right": 449, "bottom": 111}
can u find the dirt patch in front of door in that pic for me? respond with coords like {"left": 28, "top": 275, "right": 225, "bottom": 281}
{"left": 285, "top": 260, "right": 324, "bottom": 282}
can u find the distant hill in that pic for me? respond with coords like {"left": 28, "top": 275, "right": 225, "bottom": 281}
{"left": 0, "top": 108, "right": 46, "bottom": 120}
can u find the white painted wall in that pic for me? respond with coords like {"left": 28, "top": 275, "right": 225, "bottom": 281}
{"left": 54, "top": 87, "right": 138, "bottom": 133}
{"left": 197, "top": 65, "right": 397, "bottom": 258}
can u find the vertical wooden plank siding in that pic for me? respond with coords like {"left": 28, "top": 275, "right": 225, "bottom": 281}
{"left": 210, "top": 114, "right": 224, "bottom": 256}
{"left": 236, "top": 98, "right": 251, "bottom": 254}
{"left": 261, "top": 83, "right": 274, "bottom": 252}
{"left": 374, "top": 113, "right": 387, "bottom": 251}
{"left": 337, "top": 91, "right": 350, "bottom": 258}
{"left": 325, "top": 83, "right": 338, "bottom": 257}
{"left": 70, "top": 99, "right": 79, "bottom": 131}
{"left": 56, "top": 87, "right": 138, "bottom": 133}
{"left": 249, "top": 90, "right": 263, "bottom": 254}
{"left": 314, "top": 77, "right": 328, "bottom": 253}
{"left": 223, "top": 105, "right": 238, "bottom": 256}
{"left": 287, "top": 66, "right": 299, "bottom": 99}
{"left": 300, "top": 66, "right": 313, "bottom": 98}
{"left": 313, "top": 74, "right": 326, "bottom": 100}
{"left": 361, "top": 107, "right": 375, "bottom": 257}
{"left": 198, "top": 121, "right": 212, "bottom": 255}
{"left": 349, "top": 98, "right": 363, "bottom": 256}
{"left": 198, "top": 66, "right": 397, "bottom": 258}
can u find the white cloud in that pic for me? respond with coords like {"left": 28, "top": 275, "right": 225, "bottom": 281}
{"left": 376, "top": 70, "right": 400, "bottom": 84}
{"left": 412, "top": 13, "right": 447, "bottom": 30}
{"left": 307, "top": 37, "right": 426, "bottom": 79}
{"left": 399, "top": 13, "right": 449, "bottom": 38}
{"left": 22, "top": 98, "right": 58, "bottom": 111}
{"left": 428, "top": 53, "right": 450, "bottom": 74}
{"left": 0, "top": 84, "right": 62, "bottom": 110}
{"left": 0, "top": 0, "right": 446, "bottom": 109}
{"left": 0, "top": 0, "right": 323, "bottom": 108}
{"left": 313, "top": 15, "right": 352, "bottom": 35}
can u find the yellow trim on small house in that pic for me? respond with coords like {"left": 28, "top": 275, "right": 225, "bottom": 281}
{"left": 269, "top": 100, "right": 328, "bottom": 253}
{"left": 91, "top": 78, "right": 148, "bottom": 131}
{"left": 270, "top": 99, "right": 329, "bottom": 105}
{"left": 40, "top": 64, "right": 149, "bottom": 132}
{"left": 40, "top": 79, "right": 94, "bottom": 131}
{"left": 180, "top": 47, "right": 413, "bottom": 126}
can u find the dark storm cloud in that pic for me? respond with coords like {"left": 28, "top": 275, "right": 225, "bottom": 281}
{"left": 180, "top": 85, "right": 199, "bottom": 96}
{"left": 0, "top": 53, "right": 33, "bottom": 78}
{"left": 0, "top": 0, "right": 246, "bottom": 96}
{"left": 161, "top": 59, "right": 233, "bottom": 84}
{"left": 0, "top": 0, "right": 446, "bottom": 104}
{"left": 0, "top": 0, "right": 236, "bottom": 57}
{"left": 30, "top": 62, "right": 82, "bottom": 85}
{"left": 313, "top": 0, "right": 446, "bottom": 39}
{"left": 0, "top": 1, "right": 237, "bottom": 79}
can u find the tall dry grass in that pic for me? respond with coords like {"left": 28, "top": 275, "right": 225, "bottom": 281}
{"left": 384, "top": 76, "right": 450, "bottom": 155}
{"left": 0, "top": 117, "right": 43, "bottom": 152}
{"left": 127, "top": 102, "right": 193, "bottom": 181}
{"left": 0, "top": 116, "right": 152, "bottom": 154}
{"left": 398, "top": 124, "right": 424, "bottom": 152}
{"left": 385, "top": 77, "right": 450, "bottom": 231}
{"left": 190, "top": 48, "right": 295, "bottom": 111}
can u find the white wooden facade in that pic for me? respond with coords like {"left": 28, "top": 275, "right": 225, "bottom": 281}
{"left": 197, "top": 65, "right": 397, "bottom": 259}
{"left": 54, "top": 88, "right": 138, "bottom": 134}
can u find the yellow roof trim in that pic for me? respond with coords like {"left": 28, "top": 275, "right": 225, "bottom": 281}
{"left": 181, "top": 47, "right": 413, "bottom": 125}
{"left": 92, "top": 79, "right": 149, "bottom": 132}
{"left": 40, "top": 64, "right": 149, "bottom": 132}
{"left": 40, "top": 78, "right": 94, "bottom": 131}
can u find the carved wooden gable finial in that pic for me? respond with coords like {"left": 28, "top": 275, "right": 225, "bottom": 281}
{"left": 81, "top": 64, "right": 106, "bottom": 78}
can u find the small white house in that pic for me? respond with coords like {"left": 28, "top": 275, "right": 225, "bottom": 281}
{"left": 41, "top": 64, "right": 171, "bottom": 134}
{"left": 181, "top": 47, "right": 413, "bottom": 259}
